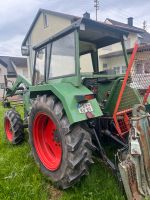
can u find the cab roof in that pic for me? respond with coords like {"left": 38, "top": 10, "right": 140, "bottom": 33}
{"left": 33, "top": 18, "right": 129, "bottom": 50}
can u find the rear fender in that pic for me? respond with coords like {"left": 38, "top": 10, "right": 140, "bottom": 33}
{"left": 29, "top": 82, "right": 102, "bottom": 124}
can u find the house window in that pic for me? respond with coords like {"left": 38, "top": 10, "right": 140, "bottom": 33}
{"left": 121, "top": 66, "right": 126, "bottom": 74}
{"left": 43, "top": 13, "right": 48, "bottom": 28}
{"left": 114, "top": 66, "right": 120, "bottom": 74}
{"left": 135, "top": 61, "right": 143, "bottom": 74}
{"left": 144, "top": 61, "right": 150, "bottom": 73}
{"left": 114, "top": 66, "right": 126, "bottom": 74}
{"left": 103, "top": 63, "right": 108, "bottom": 70}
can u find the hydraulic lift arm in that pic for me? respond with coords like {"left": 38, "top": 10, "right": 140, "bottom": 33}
{"left": 4, "top": 75, "right": 31, "bottom": 98}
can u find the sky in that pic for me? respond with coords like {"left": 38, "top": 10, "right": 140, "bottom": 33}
{"left": 0, "top": 0, "right": 150, "bottom": 56}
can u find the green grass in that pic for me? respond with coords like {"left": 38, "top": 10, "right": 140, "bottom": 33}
{"left": 0, "top": 104, "right": 125, "bottom": 200}
{"left": 0, "top": 105, "right": 50, "bottom": 200}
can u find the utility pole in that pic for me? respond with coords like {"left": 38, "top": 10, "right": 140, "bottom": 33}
{"left": 94, "top": 0, "right": 99, "bottom": 21}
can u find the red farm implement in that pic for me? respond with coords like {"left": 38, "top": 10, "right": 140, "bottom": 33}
{"left": 113, "top": 43, "right": 150, "bottom": 138}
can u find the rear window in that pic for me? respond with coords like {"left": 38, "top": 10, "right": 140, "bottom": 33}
{"left": 49, "top": 32, "right": 76, "bottom": 78}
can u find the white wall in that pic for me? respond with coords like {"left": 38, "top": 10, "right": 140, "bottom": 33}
{"left": 31, "top": 13, "right": 72, "bottom": 46}
{"left": 0, "top": 64, "right": 7, "bottom": 77}
{"left": 100, "top": 33, "right": 138, "bottom": 57}
{"left": 80, "top": 54, "right": 93, "bottom": 73}
{"left": 99, "top": 32, "right": 138, "bottom": 72}
{"left": 12, "top": 61, "right": 29, "bottom": 80}
{"left": 100, "top": 55, "right": 126, "bottom": 70}
{"left": 0, "top": 64, "right": 16, "bottom": 98}
{"left": 0, "top": 64, "right": 7, "bottom": 97}
{"left": 16, "top": 67, "right": 28, "bottom": 79}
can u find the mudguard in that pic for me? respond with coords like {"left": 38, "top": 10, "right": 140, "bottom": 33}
{"left": 29, "top": 82, "right": 102, "bottom": 124}
{"left": 119, "top": 105, "right": 150, "bottom": 200}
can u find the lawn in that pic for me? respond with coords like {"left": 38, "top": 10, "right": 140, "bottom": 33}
{"left": 0, "top": 104, "right": 125, "bottom": 200}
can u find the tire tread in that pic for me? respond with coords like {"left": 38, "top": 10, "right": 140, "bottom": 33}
{"left": 29, "top": 95, "right": 94, "bottom": 189}
{"left": 4, "top": 110, "right": 24, "bottom": 145}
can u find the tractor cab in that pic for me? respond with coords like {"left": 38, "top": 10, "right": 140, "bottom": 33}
{"left": 32, "top": 18, "right": 129, "bottom": 86}
{"left": 32, "top": 18, "right": 140, "bottom": 136}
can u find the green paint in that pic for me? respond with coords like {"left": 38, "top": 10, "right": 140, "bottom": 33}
{"left": 29, "top": 82, "right": 102, "bottom": 124}
{"left": 23, "top": 90, "right": 31, "bottom": 114}
{"left": 104, "top": 79, "right": 141, "bottom": 115}
{"left": 6, "top": 75, "right": 31, "bottom": 98}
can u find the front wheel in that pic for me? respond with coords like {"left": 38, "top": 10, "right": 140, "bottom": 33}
{"left": 29, "top": 95, "right": 94, "bottom": 189}
{"left": 4, "top": 110, "right": 24, "bottom": 144}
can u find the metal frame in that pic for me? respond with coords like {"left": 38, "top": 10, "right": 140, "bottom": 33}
{"left": 113, "top": 43, "right": 139, "bottom": 136}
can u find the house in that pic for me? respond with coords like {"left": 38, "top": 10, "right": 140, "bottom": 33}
{"left": 0, "top": 56, "right": 28, "bottom": 98}
{"left": 99, "top": 18, "right": 150, "bottom": 74}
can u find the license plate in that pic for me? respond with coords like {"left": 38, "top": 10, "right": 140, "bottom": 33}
{"left": 78, "top": 103, "right": 93, "bottom": 114}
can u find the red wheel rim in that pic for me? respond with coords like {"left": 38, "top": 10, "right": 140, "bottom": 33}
{"left": 33, "top": 113, "right": 62, "bottom": 171}
{"left": 5, "top": 118, "right": 13, "bottom": 142}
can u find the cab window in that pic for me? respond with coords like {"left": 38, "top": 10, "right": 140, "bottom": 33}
{"left": 34, "top": 48, "right": 46, "bottom": 84}
{"left": 49, "top": 32, "right": 75, "bottom": 78}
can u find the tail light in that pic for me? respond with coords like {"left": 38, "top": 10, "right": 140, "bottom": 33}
{"left": 75, "top": 94, "right": 95, "bottom": 103}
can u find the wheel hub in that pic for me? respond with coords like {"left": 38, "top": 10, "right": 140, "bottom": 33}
{"left": 5, "top": 118, "right": 13, "bottom": 142}
{"left": 33, "top": 113, "right": 62, "bottom": 171}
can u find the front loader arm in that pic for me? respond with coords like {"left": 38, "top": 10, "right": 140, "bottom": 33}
{"left": 5, "top": 75, "right": 31, "bottom": 98}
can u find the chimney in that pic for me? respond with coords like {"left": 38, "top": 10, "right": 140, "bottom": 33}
{"left": 83, "top": 12, "right": 90, "bottom": 19}
{"left": 127, "top": 17, "right": 133, "bottom": 26}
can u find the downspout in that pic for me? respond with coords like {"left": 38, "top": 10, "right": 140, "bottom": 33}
{"left": 121, "top": 36, "right": 129, "bottom": 67}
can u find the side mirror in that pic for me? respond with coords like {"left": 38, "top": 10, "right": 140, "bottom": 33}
{"left": 21, "top": 46, "right": 30, "bottom": 56}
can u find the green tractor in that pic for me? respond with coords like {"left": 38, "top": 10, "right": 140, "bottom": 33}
{"left": 3, "top": 18, "right": 150, "bottom": 199}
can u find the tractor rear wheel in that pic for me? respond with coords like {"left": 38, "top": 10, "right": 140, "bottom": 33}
{"left": 29, "top": 95, "right": 94, "bottom": 189}
{"left": 4, "top": 110, "right": 24, "bottom": 144}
